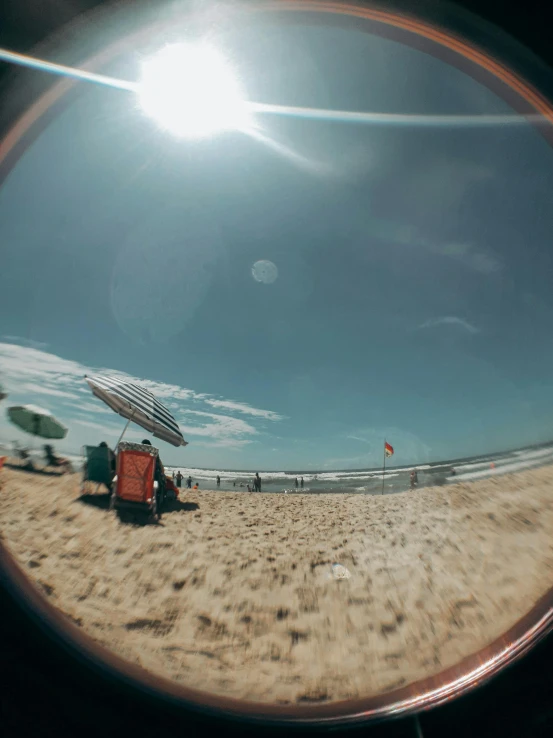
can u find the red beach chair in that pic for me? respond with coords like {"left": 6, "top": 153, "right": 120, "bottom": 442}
{"left": 110, "top": 442, "right": 165, "bottom": 521}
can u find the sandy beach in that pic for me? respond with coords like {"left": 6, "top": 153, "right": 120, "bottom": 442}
{"left": 1, "top": 462, "right": 553, "bottom": 705}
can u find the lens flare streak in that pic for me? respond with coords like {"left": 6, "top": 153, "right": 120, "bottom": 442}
{"left": 0, "top": 46, "right": 548, "bottom": 129}
{"left": 250, "top": 101, "right": 547, "bottom": 127}
{"left": 0, "top": 47, "right": 137, "bottom": 92}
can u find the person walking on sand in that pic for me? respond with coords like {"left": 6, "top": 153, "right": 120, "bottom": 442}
{"left": 300, "top": 476, "right": 304, "bottom": 489}
{"left": 187, "top": 475, "right": 192, "bottom": 489}
{"left": 216, "top": 474, "right": 221, "bottom": 488}
{"left": 176, "top": 470, "right": 183, "bottom": 488}
{"left": 255, "top": 472, "right": 261, "bottom": 493}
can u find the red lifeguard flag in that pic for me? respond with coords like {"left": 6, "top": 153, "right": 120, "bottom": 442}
{"left": 384, "top": 441, "right": 394, "bottom": 458}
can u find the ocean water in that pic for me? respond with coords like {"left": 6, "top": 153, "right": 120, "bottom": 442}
{"left": 164, "top": 442, "right": 553, "bottom": 495}
{"left": 3, "top": 441, "right": 553, "bottom": 495}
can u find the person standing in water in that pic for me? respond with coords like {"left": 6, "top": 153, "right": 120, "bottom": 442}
{"left": 300, "top": 476, "right": 304, "bottom": 489}
{"left": 187, "top": 475, "right": 192, "bottom": 489}
{"left": 216, "top": 474, "right": 221, "bottom": 488}
{"left": 255, "top": 472, "right": 261, "bottom": 493}
{"left": 295, "top": 477, "right": 299, "bottom": 489}
{"left": 176, "top": 470, "right": 183, "bottom": 488}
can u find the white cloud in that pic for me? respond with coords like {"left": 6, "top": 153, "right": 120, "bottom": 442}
{"left": 179, "top": 410, "right": 257, "bottom": 439}
{"left": 0, "top": 346, "right": 85, "bottom": 387}
{"left": 375, "top": 216, "right": 501, "bottom": 276}
{"left": 73, "top": 401, "right": 114, "bottom": 415}
{"left": 441, "top": 243, "right": 500, "bottom": 275}
{"left": 0, "top": 342, "right": 282, "bottom": 455}
{"left": 192, "top": 439, "right": 254, "bottom": 450}
{"left": 203, "top": 398, "right": 284, "bottom": 421}
{"left": 0, "top": 335, "right": 49, "bottom": 350}
{"left": 73, "top": 419, "right": 122, "bottom": 434}
{"left": 19, "top": 382, "right": 81, "bottom": 400}
{"left": 418, "top": 316, "right": 479, "bottom": 334}
{"left": 417, "top": 237, "right": 500, "bottom": 276}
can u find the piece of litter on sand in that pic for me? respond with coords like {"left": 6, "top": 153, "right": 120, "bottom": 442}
{"left": 331, "top": 563, "right": 351, "bottom": 580}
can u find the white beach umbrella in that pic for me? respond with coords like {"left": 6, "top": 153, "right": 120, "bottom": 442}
{"left": 84, "top": 374, "right": 188, "bottom": 448}
{"left": 7, "top": 404, "right": 68, "bottom": 439}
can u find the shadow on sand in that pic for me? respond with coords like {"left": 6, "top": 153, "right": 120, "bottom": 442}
{"left": 165, "top": 499, "right": 200, "bottom": 513}
{"left": 76, "top": 493, "right": 200, "bottom": 524}
{"left": 76, "top": 492, "right": 111, "bottom": 510}
{"left": 3, "top": 461, "right": 64, "bottom": 477}
{"left": 117, "top": 499, "right": 200, "bottom": 527}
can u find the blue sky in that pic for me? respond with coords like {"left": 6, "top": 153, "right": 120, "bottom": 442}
{"left": 2, "top": 19, "right": 553, "bottom": 469}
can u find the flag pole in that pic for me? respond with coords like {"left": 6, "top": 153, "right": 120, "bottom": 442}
{"left": 382, "top": 439, "right": 386, "bottom": 495}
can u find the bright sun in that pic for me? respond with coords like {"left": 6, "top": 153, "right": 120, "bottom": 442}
{"left": 137, "top": 43, "right": 252, "bottom": 139}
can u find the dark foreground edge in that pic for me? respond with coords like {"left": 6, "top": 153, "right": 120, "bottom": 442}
{"left": 2, "top": 540, "right": 553, "bottom": 727}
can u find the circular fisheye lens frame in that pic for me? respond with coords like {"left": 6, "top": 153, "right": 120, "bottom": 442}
{"left": 1, "top": 0, "right": 553, "bottom": 726}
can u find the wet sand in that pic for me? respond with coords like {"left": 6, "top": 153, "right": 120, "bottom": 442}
{"left": 1, "top": 462, "right": 553, "bottom": 705}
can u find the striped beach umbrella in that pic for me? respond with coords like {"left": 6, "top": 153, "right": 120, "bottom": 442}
{"left": 84, "top": 374, "right": 188, "bottom": 448}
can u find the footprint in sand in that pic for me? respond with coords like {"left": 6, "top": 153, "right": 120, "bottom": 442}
{"left": 296, "top": 587, "right": 319, "bottom": 613}
{"left": 125, "top": 613, "right": 176, "bottom": 637}
{"left": 296, "top": 687, "right": 329, "bottom": 703}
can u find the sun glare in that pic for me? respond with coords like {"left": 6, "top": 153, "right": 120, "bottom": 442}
{"left": 137, "top": 43, "right": 252, "bottom": 139}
